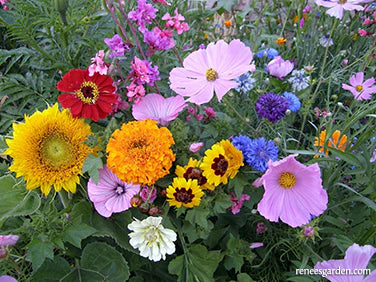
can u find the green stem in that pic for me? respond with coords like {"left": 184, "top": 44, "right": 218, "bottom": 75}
{"left": 222, "top": 96, "right": 256, "bottom": 131}
{"left": 58, "top": 190, "right": 70, "bottom": 208}
{"left": 8, "top": 256, "right": 22, "bottom": 274}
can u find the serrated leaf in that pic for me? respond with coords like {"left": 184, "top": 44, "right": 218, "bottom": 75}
{"left": 185, "top": 206, "right": 210, "bottom": 229}
{"left": 30, "top": 257, "right": 71, "bottom": 282}
{"left": 62, "top": 222, "right": 97, "bottom": 248}
{"left": 82, "top": 154, "right": 103, "bottom": 184}
{"left": 213, "top": 193, "right": 233, "bottom": 214}
{"left": 81, "top": 242, "right": 130, "bottom": 282}
{"left": 26, "top": 238, "right": 54, "bottom": 272}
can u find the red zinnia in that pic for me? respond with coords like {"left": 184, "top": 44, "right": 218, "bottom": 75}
{"left": 57, "top": 69, "right": 117, "bottom": 122}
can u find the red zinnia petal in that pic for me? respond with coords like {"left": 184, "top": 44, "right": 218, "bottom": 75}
{"left": 82, "top": 104, "right": 92, "bottom": 119}
{"left": 99, "top": 93, "right": 118, "bottom": 104}
{"left": 96, "top": 99, "right": 113, "bottom": 113}
{"left": 58, "top": 94, "right": 78, "bottom": 108}
{"left": 57, "top": 69, "right": 86, "bottom": 93}
{"left": 70, "top": 101, "right": 84, "bottom": 117}
{"left": 91, "top": 105, "right": 100, "bottom": 122}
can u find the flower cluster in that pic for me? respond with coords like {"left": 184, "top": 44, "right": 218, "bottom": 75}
{"left": 104, "top": 34, "right": 131, "bottom": 58}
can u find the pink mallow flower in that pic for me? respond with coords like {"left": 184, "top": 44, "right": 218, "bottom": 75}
{"left": 342, "top": 72, "right": 376, "bottom": 100}
{"left": 0, "top": 235, "right": 19, "bottom": 247}
{"left": 189, "top": 142, "right": 204, "bottom": 153}
{"left": 266, "top": 56, "right": 294, "bottom": 79}
{"left": 257, "top": 154, "right": 328, "bottom": 228}
{"left": 88, "top": 50, "right": 108, "bottom": 77}
{"left": 132, "top": 93, "right": 187, "bottom": 126}
{"left": 169, "top": 39, "right": 254, "bottom": 105}
{"left": 140, "top": 186, "right": 157, "bottom": 203}
{"left": 162, "top": 9, "right": 189, "bottom": 34}
{"left": 314, "top": 243, "right": 376, "bottom": 281}
{"left": 0, "top": 276, "right": 17, "bottom": 282}
{"left": 88, "top": 165, "right": 140, "bottom": 218}
{"left": 314, "top": 0, "right": 365, "bottom": 20}
{"left": 229, "top": 192, "right": 250, "bottom": 214}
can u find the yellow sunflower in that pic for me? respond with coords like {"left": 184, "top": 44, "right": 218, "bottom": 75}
{"left": 5, "top": 104, "right": 92, "bottom": 196}
{"left": 175, "top": 158, "right": 214, "bottom": 190}
{"left": 106, "top": 119, "right": 175, "bottom": 185}
{"left": 200, "top": 143, "right": 230, "bottom": 186}
{"left": 314, "top": 130, "right": 347, "bottom": 156}
{"left": 217, "top": 139, "right": 243, "bottom": 179}
{"left": 166, "top": 178, "right": 204, "bottom": 208}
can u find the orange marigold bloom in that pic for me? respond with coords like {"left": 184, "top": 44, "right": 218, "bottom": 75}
{"left": 275, "top": 37, "right": 287, "bottom": 46}
{"left": 314, "top": 130, "right": 348, "bottom": 156}
{"left": 224, "top": 20, "right": 232, "bottom": 27}
{"left": 106, "top": 119, "right": 175, "bottom": 185}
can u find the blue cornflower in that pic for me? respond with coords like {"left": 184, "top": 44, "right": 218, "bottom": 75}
{"left": 255, "top": 92, "right": 289, "bottom": 123}
{"left": 244, "top": 138, "right": 279, "bottom": 172}
{"left": 283, "top": 92, "right": 301, "bottom": 112}
{"left": 235, "top": 72, "right": 256, "bottom": 93}
{"left": 232, "top": 135, "right": 253, "bottom": 152}
{"left": 287, "top": 69, "right": 310, "bottom": 92}
{"left": 256, "top": 48, "right": 279, "bottom": 59}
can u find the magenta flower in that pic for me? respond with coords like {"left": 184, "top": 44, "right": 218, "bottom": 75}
{"left": 126, "top": 82, "right": 146, "bottom": 104}
{"left": 128, "top": 0, "right": 157, "bottom": 33}
{"left": 314, "top": 243, "right": 376, "bottom": 281}
{"left": 127, "top": 57, "right": 160, "bottom": 86}
{"left": 266, "top": 56, "right": 294, "bottom": 79}
{"left": 104, "top": 34, "right": 130, "bottom": 59}
{"left": 132, "top": 94, "right": 187, "bottom": 126}
{"left": 0, "top": 235, "right": 19, "bottom": 247}
{"left": 257, "top": 154, "right": 328, "bottom": 228}
{"left": 88, "top": 165, "right": 140, "bottom": 218}
{"left": 315, "top": 0, "right": 365, "bottom": 19}
{"left": 143, "top": 27, "right": 175, "bottom": 56}
{"left": 140, "top": 186, "right": 157, "bottom": 203}
{"left": 342, "top": 72, "right": 376, "bottom": 100}
{"left": 162, "top": 8, "right": 189, "bottom": 34}
{"left": 229, "top": 192, "right": 250, "bottom": 214}
{"left": 169, "top": 39, "right": 254, "bottom": 105}
{"left": 88, "top": 50, "right": 108, "bottom": 76}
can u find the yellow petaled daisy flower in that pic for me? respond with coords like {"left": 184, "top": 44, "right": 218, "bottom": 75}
{"left": 217, "top": 139, "right": 243, "bottom": 179}
{"left": 166, "top": 178, "right": 204, "bottom": 208}
{"left": 175, "top": 158, "right": 214, "bottom": 190}
{"left": 201, "top": 143, "right": 230, "bottom": 186}
{"left": 106, "top": 119, "right": 175, "bottom": 185}
{"left": 5, "top": 104, "right": 92, "bottom": 196}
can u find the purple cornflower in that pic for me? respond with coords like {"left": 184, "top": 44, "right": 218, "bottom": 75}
{"left": 104, "top": 34, "right": 131, "bottom": 59}
{"left": 255, "top": 92, "right": 289, "bottom": 123}
{"left": 128, "top": 0, "right": 157, "bottom": 33}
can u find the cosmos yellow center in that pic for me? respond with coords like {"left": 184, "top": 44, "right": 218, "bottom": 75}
{"left": 206, "top": 68, "right": 218, "bottom": 81}
{"left": 279, "top": 172, "right": 296, "bottom": 189}
{"left": 41, "top": 135, "right": 72, "bottom": 168}
{"left": 76, "top": 81, "right": 99, "bottom": 104}
{"left": 355, "top": 85, "right": 363, "bottom": 92}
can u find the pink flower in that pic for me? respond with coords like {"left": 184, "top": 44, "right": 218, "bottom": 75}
{"left": 256, "top": 222, "right": 268, "bottom": 234}
{"left": 0, "top": 276, "right": 17, "bottom": 282}
{"left": 143, "top": 27, "right": 175, "bottom": 56}
{"left": 162, "top": 9, "right": 189, "bottom": 34}
{"left": 359, "top": 29, "right": 368, "bottom": 36}
{"left": 140, "top": 186, "right": 157, "bottom": 203}
{"left": 88, "top": 165, "right": 140, "bottom": 218}
{"left": 342, "top": 72, "right": 376, "bottom": 100}
{"left": 303, "top": 226, "right": 315, "bottom": 238}
{"left": 128, "top": 0, "right": 157, "bottom": 33}
{"left": 110, "top": 93, "right": 129, "bottom": 115}
{"left": 104, "top": 34, "right": 130, "bottom": 59}
{"left": 126, "top": 82, "right": 146, "bottom": 103}
{"left": 266, "top": 56, "right": 294, "bottom": 79}
{"left": 314, "top": 0, "right": 365, "bottom": 20}
{"left": 189, "top": 142, "right": 204, "bottom": 153}
{"left": 370, "top": 149, "right": 376, "bottom": 163}
{"left": 153, "top": 0, "right": 170, "bottom": 5}
{"left": 299, "top": 17, "right": 305, "bottom": 28}
{"left": 127, "top": 56, "right": 160, "bottom": 86}
{"left": 229, "top": 192, "right": 250, "bottom": 214}
{"left": 132, "top": 93, "right": 187, "bottom": 126}
{"left": 204, "top": 106, "right": 217, "bottom": 120}
{"left": 88, "top": 50, "right": 108, "bottom": 77}
{"left": 343, "top": 59, "right": 349, "bottom": 65}
{"left": 249, "top": 242, "right": 264, "bottom": 249}
{"left": 314, "top": 243, "right": 376, "bottom": 281}
{"left": 169, "top": 39, "right": 254, "bottom": 105}
{"left": 257, "top": 154, "right": 328, "bottom": 228}
{"left": 0, "top": 235, "right": 19, "bottom": 247}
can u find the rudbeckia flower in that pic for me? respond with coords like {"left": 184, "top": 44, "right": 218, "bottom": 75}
{"left": 257, "top": 154, "right": 328, "bottom": 228}
{"left": 57, "top": 68, "right": 117, "bottom": 122}
{"left": 166, "top": 178, "right": 204, "bottom": 208}
{"left": 169, "top": 39, "right": 254, "bottom": 105}
{"left": 175, "top": 158, "right": 214, "bottom": 190}
{"left": 342, "top": 72, "right": 376, "bottom": 100}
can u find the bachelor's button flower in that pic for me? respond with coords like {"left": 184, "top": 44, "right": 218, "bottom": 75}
{"left": 287, "top": 69, "right": 310, "bottom": 92}
{"left": 283, "top": 92, "right": 301, "bottom": 112}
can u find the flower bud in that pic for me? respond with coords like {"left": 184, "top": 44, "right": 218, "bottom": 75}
{"left": 139, "top": 203, "right": 150, "bottom": 213}
{"left": 148, "top": 206, "right": 160, "bottom": 216}
{"left": 130, "top": 195, "right": 142, "bottom": 208}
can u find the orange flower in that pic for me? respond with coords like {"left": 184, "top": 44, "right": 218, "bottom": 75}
{"left": 293, "top": 15, "right": 299, "bottom": 23}
{"left": 314, "top": 130, "right": 347, "bottom": 156}
{"left": 224, "top": 20, "right": 232, "bottom": 27}
{"left": 275, "top": 37, "right": 287, "bottom": 46}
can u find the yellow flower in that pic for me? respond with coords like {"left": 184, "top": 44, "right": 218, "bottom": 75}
{"left": 275, "top": 37, "right": 287, "bottom": 46}
{"left": 106, "top": 119, "right": 175, "bottom": 185}
{"left": 314, "top": 130, "right": 348, "bottom": 156}
{"left": 5, "top": 104, "right": 92, "bottom": 196}
{"left": 217, "top": 139, "right": 243, "bottom": 179}
{"left": 175, "top": 158, "right": 214, "bottom": 190}
{"left": 166, "top": 178, "right": 204, "bottom": 208}
{"left": 201, "top": 143, "right": 230, "bottom": 186}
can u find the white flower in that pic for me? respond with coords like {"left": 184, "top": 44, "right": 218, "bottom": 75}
{"left": 128, "top": 216, "right": 177, "bottom": 262}
{"left": 288, "top": 69, "right": 310, "bottom": 92}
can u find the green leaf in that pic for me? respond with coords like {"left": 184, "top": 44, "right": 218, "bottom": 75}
{"left": 0, "top": 175, "right": 41, "bottom": 221}
{"left": 30, "top": 257, "right": 71, "bottom": 282}
{"left": 62, "top": 222, "right": 97, "bottom": 248}
{"left": 185, "top": 206, "right": 210, "bottom": 229}
{"left": 82, "top": 154, "right": 103, "bottom": 184}
{"left": 168, "top": 244, "right": 224, "bottom": 282}
{"left": 327, "top": 147, "right": 362, "bottom": 167}
{"left": 237, "top": 273, "right": 255, "bottom": 282}
{"left": 213, "top": 192, "right": 233, "bottom": 215}
{"left": 81, "top": 242, "right": 130, "bottom": 282}
{"left": 26, "top": 238, "right": 54, "bottom": 272}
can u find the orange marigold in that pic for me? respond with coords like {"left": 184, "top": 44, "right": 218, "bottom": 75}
{"left": 275, "top": 37, "right": 287, "bottom": 46}
{"left": 314, "top": 130, "right": 347, "bottom": 156}
{"left": 106, "top": 119, "right": 175, "bottom": 185}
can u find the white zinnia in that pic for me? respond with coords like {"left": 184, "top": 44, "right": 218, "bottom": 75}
{"left": 128, "top": 216, "right": 177, "bottom": 262}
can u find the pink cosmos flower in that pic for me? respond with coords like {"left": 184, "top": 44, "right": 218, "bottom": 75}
{"left": 189, "top": 142, "right": 204, "bottom": 153}
{"left": 266, "top": 56, "right": 294, "bottom": 79}
{"left": 257, "top": 154, "right": 328, "bottom": 228}
{"left": 88, "top": 50, "right": 108, "bottom": 77}
{"left": 249, "top": 242, "right": 264, "bottom": 249}
{"left": 88, "top": 165, "right": 140, "bottom": 218}
{"left": 315, "top": 0, "right": 365, "bottom": 20}
{"left": 140, "top": 186, "right": 157, "bottom": 203}
{"left": 314, "top": 243, "right": 376, "bottom": 281}
{"left": 169, "top": 39, "right": 254, "bottom": 105}
{"left": 0, "top": 235, "right": 19, "bottom": 247}
{"left": 0, "top": 276, "right": 17, "bottom": 282}
{"left": 342, "top": 72, "right": 376, "bottom": 100}
{"left": 132, "top": 94, "right": 187, "bottom": 126}
{"left": 229, "top": 192, "right": 250, "bottom": 214}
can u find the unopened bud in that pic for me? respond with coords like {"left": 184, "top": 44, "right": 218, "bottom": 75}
{"left": 130, "top": 195, "right": 142, "bottom": 208}
{"left": 148, "top": 206, "right": 160, "bottom": 216}
{"left": 139, "top": 203, "right": 150, "bottom": 213}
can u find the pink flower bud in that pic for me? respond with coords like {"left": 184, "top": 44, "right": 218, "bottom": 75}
{"left": 189, "top": 142, "right": 204, "bottom": 153}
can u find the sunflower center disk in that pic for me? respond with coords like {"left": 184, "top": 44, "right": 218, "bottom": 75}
{"left": 41, "top": 135, "right": 71, "bottom": 167}
{"left": 206, "top": 68, "right": 218, "bottom": 81}
{"left": 76, "top": 81, "right": 99, "bottom": 104}
{"left": 173, "top": 187, "right": 194, "bottom": 204}
{"left": 211, "top": 154, "right": 228, "bottom": 176}
{"left": 355, "top": 85, "right": 363, "bottom": 92}
{"left": 279, "top": 172, "right": 296, "bottom": 189}
{"left": 183, "top": 167, "right": 207, "bottom": 186}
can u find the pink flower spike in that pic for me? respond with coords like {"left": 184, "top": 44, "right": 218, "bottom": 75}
{"left": 132, "top": 94, "right": 187, "bottom": 126}
{"left": 315, "top": 0, "right": 365, "bottom": 20}
{"left": 250, "top": 242, "right": 264, "bottom": 249}
{"left": 88, "top": 165, "right": 140, "bottom": 218}
{"left": 88, "top": 50, "right": 108, "bottom": 77}
{"left": 0, "top": 235, "right": 19, "bottom": 247}
{"left": 342, "top": 72, "right": 376, "bottom": 100}
{"left": 257, "top": 154, "right": 328, "bottom": 228}
{"left": 266, "top": 56, "right": 294, "bottom": 79}
{"left": 314, "top": 243, "right": 376, "bottom": 281}
{"left": 189, "top": 142, "right": 204, "bottom": 153}
{"left": 169, "top": 39, "right": 254, "bottom": 105}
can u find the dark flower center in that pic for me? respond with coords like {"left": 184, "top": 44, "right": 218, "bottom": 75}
{"left": 183, "top": 167, "right": 207, "bottom": 186}
{"left": 115, "top": 185, "right": 125, "bottom": 195}
{"left": 76, "top": 81, "right": 99, "bottom": 104}
{"left": 173, "top": 188, "right": 194, "bottom": 204}
{"left": 81, "top": 86, "right": 95, "bottom": 98}
{"left": 211, "top": 154, "right": 228, "bottom": 176}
